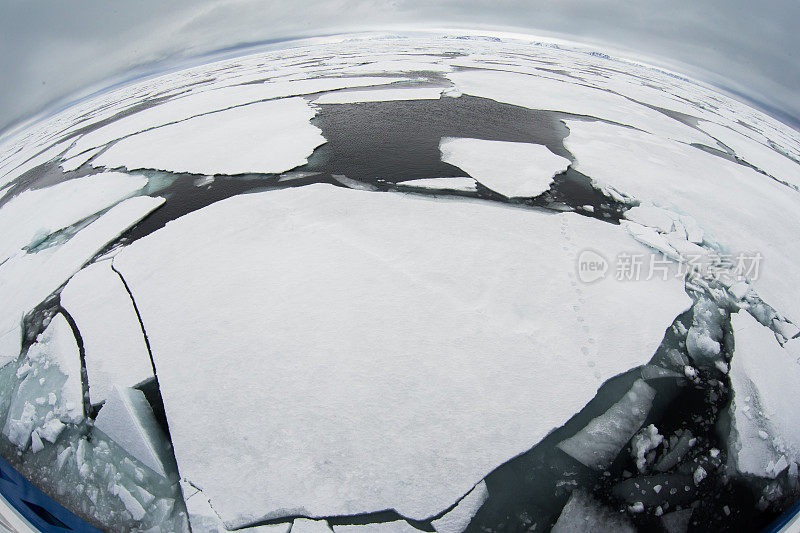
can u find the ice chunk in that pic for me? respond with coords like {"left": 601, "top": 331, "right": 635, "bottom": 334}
{"left": 60, "top": 261, "right": 154, "bottom": 404}
{"left": 624, "top": 204, "right": 676, "bottom": 234}
{"left": 93, "top": 386, "right": 172, "bottom": 477}
{"left": 0, "top": 195, "right": 165, "bottom": 365}
{"left": 396, "top": 177, "right": 478, "bottom": 192}
{"left": 292, "top": 518, "right": 334, "bottom": 532}
{"left": 728, "top": 312, "right": 800, "bottom": 477}
{"left": 558, "top": 380, "right": 657, "bottom": 469}
{"left": 113, "top": 184, "right": 689, "bottom": 526}
{"left": 333, "top": 522, "right": 422, "bottom": 532}
{"left": 313, "top": 87, "right": 443, "bottom": 104}
{"left": 91, "top": 98, "right": 325, "bottom": 175}
{"left": 0, "top": 172, "right": 148, "bottom": 263}
{"left": 432, "top": 481, "right": 488, "bottom": 533}
{"left": 116, "top": 484, "right": 146, "bottom": 521}
{"left": 439, "top": 137, "right": 569, "bottom": 198}
{"left": 631, "top": 424, "right": 663, "bottom": 472}
{"left": 552, "top": 490, "right": 635, "bottom": 533}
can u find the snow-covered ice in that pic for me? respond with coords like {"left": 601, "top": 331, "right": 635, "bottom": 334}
{"left": 396, "top": 177, "right": 478, "bottom": 192}
{"left": 564, "top": 119, "right": 800, "bottom": 325}
{"left": 63, "top": 78, "right": 402, "bottom": 161}
{"left": 728, "top": 312, "right": 800, "bottom": 478}
{"left": 431, "top": 481, "right": 488, "bottom": 533}
{"left": 0, "top": 172, "right": 148, "bottom": 264}
{"left": 292, "top": 518, "right": 334, "bottom": 532}
{"left": 444, "top": 70, "right": 710, "bottom": 145}
{"left": 0, "top": 195, "right": 165, "bottom": 366}
{"left": 91, "top": 98, "right": 325, "bottom": 175}
{"left": 60, "top": 260, "right": 154, "bottom": 404}
{"left": 439, "top": 138, "right": 569, "bottom": 198}
{"left": 93, "top": 386, "right": 172, "bottom": 477}
{"left": 313, "top": 86, "right": 443, "bottom": 104}
{"left": 333, "top": 522, "right": 422, "bottom": 533}
{"left": 113, "top": 184, "right": 689, "bottom": 527}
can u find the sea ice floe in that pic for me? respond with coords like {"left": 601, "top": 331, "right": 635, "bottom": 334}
{"left": 93, "top": 386, "right": 172, "bottom": 478}
{"left": 2, "top": 313, "right": 83, "bottom": 449}
{"left": 564, "top": 119, "right": 800, "bottom": 325}
{"left": 0, "top": 195, "right": 165, "bottom": 366}
{"left": 395, "top": 177, "right": 478, "bottom": 192}
{"left": 431, "top": 481, "right": 488, "bottom": 533}
{"left": 558, "top": 379, "right": 657, "bottom": 470}
{"left": 91, "top": 98, "right": 325, "bottom": 176}
{"left": 60, "top": 261, "right": 154, "bottom": 404}
{"left": 0, "top": 172, "right": 148, "bottom": 264}
{"left": 444, "top": 70, "right": 710, "bottom": 145}
{"left": 728, "top": 312, "right": 800, "bottom": 478}
{"left": 113, "top": 184, "right": 689, "bottom": 527}
{"left": 551, "top": 490, "right": 635, "bottom": 533}
{"left": 333, "top": 521, "right": 422, "bottom": 532}
{"left": 63, "top": 78, "right": 401, "bottom": 161}
{"left": 696, "top": 120, "right": 800, "bottom": 189}
{"left": 313, "top": 87, "right": 444, "bottom": 104}
{"left": 0, "top": 140, "right": 70, "bottom": 189}
{"left": 439, "top": 137, "right": 569, "bottom": 198}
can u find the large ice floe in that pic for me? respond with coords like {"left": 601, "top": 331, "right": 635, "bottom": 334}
{"left": 0, "top": 31, "right": 799, "bottom": 532}
{"left": 112, "top": 183, "right": 688, "bottom": 527}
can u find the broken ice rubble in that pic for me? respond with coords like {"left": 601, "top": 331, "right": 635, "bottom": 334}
{"left": 60, "top": 261, "right": 154, "bottom": 404}
{"left": 2, "top": 313, "right": 83, "bottom": 449}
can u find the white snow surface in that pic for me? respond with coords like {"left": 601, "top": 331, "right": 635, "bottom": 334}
{"left": 91, "top": 98, "right": 325, "bottom": 175}
{"left": 439, "top": 138, "right": 569, "bottom": 198}
{"left": 432, "top": 481, "right": 488, "bottom": 533}
{"left": 564, "top": 119, "right": 800, "bottom": 325}
{"left": 113, "top": 184, "right": 689, "bottom": 527}
{"left": 728, "top": 312, "right": 800, "bottom": 478}
{"left": 60, "top": 261, "right": 154, "bottom": 404}
{"left": 396, "top": 177, "right": 478, "bottom": 192}
{"left": 0, "top": 195, "right": 165, "bottom": 366}
{"left": 696, "top": 120, "right": 800, "bottom": 189}
{"left": 291, "top": 519, "right": 333, "bottom": 533}
{"left": 313, "top": 86, "right": 443, "bottom": 104}
{"left": 333, "top": 522, "right": 422, "bottom": 533}
{"left": 93, "top": 386, "right": 172, "bottom": 477}
{"left": 0, "top": 172, "right": 148, "bottom": 263}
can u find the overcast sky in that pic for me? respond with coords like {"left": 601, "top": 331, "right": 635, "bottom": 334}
{"left": 1, "top": 0, "right": 799, "bottom": 135}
